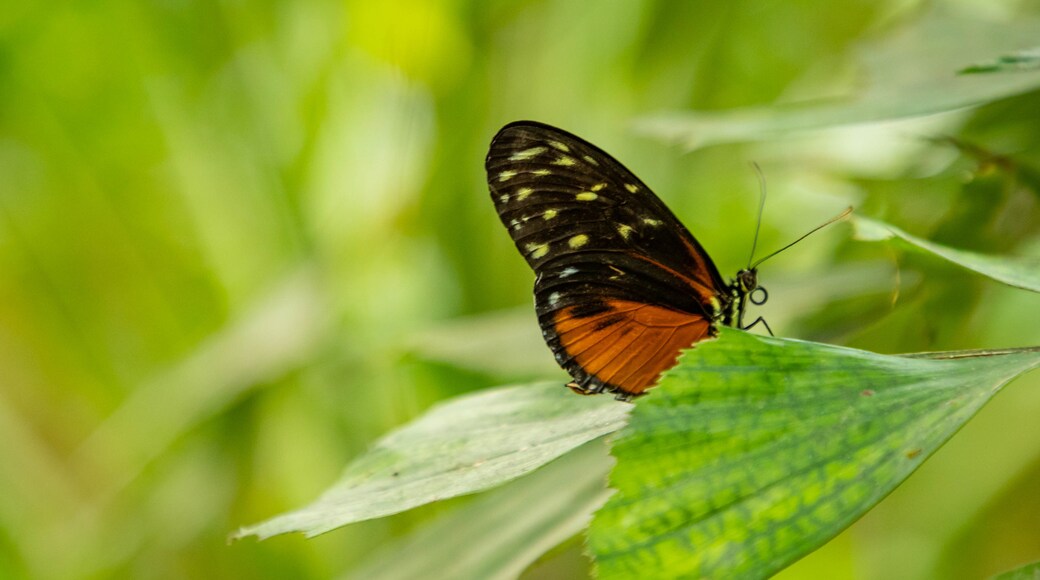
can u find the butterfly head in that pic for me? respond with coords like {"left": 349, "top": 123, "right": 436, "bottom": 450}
{"left": 736, "top": 268, "right": 758, "bottom": 294}
{"left": 735, "top": 267, "right": 767, "bottom": 308}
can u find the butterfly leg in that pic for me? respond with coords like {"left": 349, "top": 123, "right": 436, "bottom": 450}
{"left": 742, "top": 317, "right": 774, "bottom": 336}
{"left": 585, "top": 379, "right": 608, "bottom": 395}
{"left": 566, "top": 381, "right": 595, "bottom": 395}
{"left": 567, "top": 378, "right": 622, "bottom": 399}
{"left": 566, "top": 378, "right": 607, "bottom": 395}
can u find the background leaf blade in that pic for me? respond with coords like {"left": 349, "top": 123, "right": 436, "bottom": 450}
{"left": 634, "top": 14, "right": 1040, "bottom": 149}
{"left": 853, "top": 216, "right": 1040, "bottom": 293}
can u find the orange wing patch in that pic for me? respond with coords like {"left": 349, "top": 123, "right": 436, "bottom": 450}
{"left": 552, "top": 299, "right": 713, "bottom": 396}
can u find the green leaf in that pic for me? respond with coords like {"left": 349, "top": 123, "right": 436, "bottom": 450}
{"left": 635, "top": 15, "right": 1040, "bottom": 149}
{"left": 346, "top": 441, "right": 613, "bottom": 580}
{"left": 589, "top": 328, "right": 1040, "bottom": 579}
{"left": 232, "top": 382, "right": 629, "bottom": 540}
{"left": 995, "top": 560, "right": 1040, "bottom": 580}
{"left": 960, "top": 47, "right": 1040, "bottom": 74}
{"left": 852, "top": 216, "right": 1040, "bottom": 293}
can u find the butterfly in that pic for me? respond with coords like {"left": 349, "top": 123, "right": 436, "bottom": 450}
{"left": 485, "top": 120, "right": 780, "bottom": 401}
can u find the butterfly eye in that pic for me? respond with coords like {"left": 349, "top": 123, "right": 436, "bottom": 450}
{"left": 737, "top": 269, "right": 758, "bottom": 292}
{"left": 750, "top": 286, "right": 769, "bottom": 306}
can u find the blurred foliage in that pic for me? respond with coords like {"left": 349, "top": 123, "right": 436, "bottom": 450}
{"left": 0, "top": 1, "right": 1038, "bottom": 579}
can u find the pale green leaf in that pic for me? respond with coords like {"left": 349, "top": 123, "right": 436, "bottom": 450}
{"left": 233, "top": 382, "right": 629, "bottom": 540}
{"left": 589, "top": 328, "right": 1040, "bottom": 579}
{"left": 852, "top": 216, "right": 1040, "bottom": 292}
{"left": 636, "top": 15, "right": 1040, "bottom": 149}
{"left": 345, "top": 441, "right": 613, "bottom": 580}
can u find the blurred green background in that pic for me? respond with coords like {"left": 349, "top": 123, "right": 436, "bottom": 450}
{"left": 1, "top": 1, "right": 1039, "bottom": 578}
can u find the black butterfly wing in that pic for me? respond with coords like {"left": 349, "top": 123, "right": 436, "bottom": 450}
{"left": 486, "top": 121, "right": 730, "bottom": 398}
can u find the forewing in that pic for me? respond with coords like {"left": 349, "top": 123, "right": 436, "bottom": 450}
{"left": 486, "top": 121, "right": 728, "bottom": 397}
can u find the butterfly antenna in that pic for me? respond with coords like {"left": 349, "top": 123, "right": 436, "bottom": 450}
{"left": 751, "top": 207, "right": 853, "bottom": 269}
{"left": 747, "top": 162, "right": 768, "bottom": 269}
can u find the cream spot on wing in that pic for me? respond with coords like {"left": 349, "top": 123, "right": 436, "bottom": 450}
{"left": 525, "top": 242, "right": 549, "bottom": 259}
{"left": 500, "top": 170, "right": 519, "bottom": 182}
{"left": 549, "top": 141, "right": 570, "bottom": 152}
{"left": 583, "top": 155, "right": 599, "bottom": 166}
{"left": 548, "top": 292, "right": 561, "bottom": 306}
{"left": 617, "top": 224, "right": 634, "bottom": 239}
{"left": 624, "top": 183, "right": 639, "bottom": 193}
{"left": 552, "top": 155, "right": 576, "bottom": 166}
{"left": 542, "top": 209, "right": 558, "bottom": 220}
{"left": 499, "top": 194, "right": 509, "bottom": 203}
{"left": 568, "top": 234, "right": 589, "bottom": 249}
{"left": 509, "top": 146, "right": 547, "bottom": 161}
{"left": 560, "top": 267, "right": 579, "bottom": 278}
{"left": 516, "top": 187, "right": 533, "bottom": 201}
{"left": 510, "top": 219, "right": 521, "bottom": 231}
{"left": 532, "top": 169, "right": 551, "bottom": 176}
{"left": 575, "top": 192, "right": 598, "bottom": 201}
{"left": 642, "top": 218, "right": 663, "bottom": 227}
{"left": 591, "top": 183, "right": 607, "bottom": 192}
